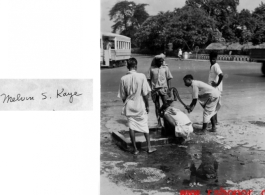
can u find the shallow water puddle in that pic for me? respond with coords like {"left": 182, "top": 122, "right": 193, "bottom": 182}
{"left": 101, "top": 136, "right": 265, "bottom": 192}
{"left": 249, "top": 121, "right": 265, "bottom": 127}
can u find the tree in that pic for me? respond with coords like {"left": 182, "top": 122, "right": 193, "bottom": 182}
{"left": 234, "top": 9, "right": 256, "bottom": 44}
{"left": 170, "top": 6, "right": 216, "bottom": 49}
{"left": 186, "top": 0, "right": 239, "bottom": 42}
{"left": 135, "top": 6, "right": 216, "bottom": 51}
{"left": 109, "top": 1, "right": 149, "bottom": 46}
{"left": 238, "top": 9, "right": 256, "bottom": 32}
{"left": 135, "top": 11, "right": 174, "bottom": 52}
{"left": 252, "top": 2, "right": 265, "bottom": 44}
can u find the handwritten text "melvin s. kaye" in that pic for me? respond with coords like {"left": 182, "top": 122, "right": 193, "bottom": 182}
{"left": 0, "top": 88, "right": 82, "bottom": 104}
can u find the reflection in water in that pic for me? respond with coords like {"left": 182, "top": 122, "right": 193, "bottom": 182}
{"left": 105, "top": 131, "right": 265, "bottom": 191}
{"left": 188, "top": 144, "right": 219, "bottom": 187}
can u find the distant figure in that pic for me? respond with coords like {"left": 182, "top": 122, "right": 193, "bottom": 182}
{"left": 118, "top": 58, "right": 156, "bottom": 155}
{"left": 208, "top": 52, "right": 223, "bottom": 126}
{"left": 147, "top": 54, "right": 173, "bottom": 127}
{"left": 183, "top": 74, "right": 221, "bottom": 134}
{"left": 178, "top": 48, "right": 183, "bottom": 60}
{"left": 106, "top": 41, "right": 112, "bottom": 59}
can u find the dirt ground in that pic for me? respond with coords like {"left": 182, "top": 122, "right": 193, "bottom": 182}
{"left": 100, "top": 57, "right": 265, "bottom": 195}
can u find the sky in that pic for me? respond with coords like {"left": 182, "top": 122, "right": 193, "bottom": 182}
{"left": 101, "top": 0, "right": 265, "bottom": 32}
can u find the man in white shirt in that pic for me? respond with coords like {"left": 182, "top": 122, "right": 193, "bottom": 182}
{"left": 208, "top": 52, "right": 223, "bottom": 125}
{"left": 118, "top": 58, "right": 156, "bottom": 155}
{"left": 183, "top": 74, "right": 221, "bottom": 134}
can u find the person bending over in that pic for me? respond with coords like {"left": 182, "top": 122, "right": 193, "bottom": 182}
{"left": 183, "top": 74, "right": 221, "bottom": 134}
{"left": 159, "top": 93, "right": 193, "bottom": 142}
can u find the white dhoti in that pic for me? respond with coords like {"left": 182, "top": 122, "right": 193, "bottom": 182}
{"left": 127, "top": 113, "right": 149, "bottom": 133}
{"left": 175, "top": 123, "right": 193, "bottom": 139}
{"left": 118, "top": 70, "right": 152, "bottom": 134}
{"left": 164, "top": 107, "right": 193, "bottom": 139}
{"left": 199, "top": 94, "right": 221, "bottom": 123}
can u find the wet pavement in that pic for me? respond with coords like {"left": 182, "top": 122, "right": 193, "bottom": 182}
{"left": 101, "top": 130, "right": 265, "bottom": 194}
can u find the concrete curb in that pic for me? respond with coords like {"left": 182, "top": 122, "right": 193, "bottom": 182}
{"left": 190, "top": 54, "right": 253, "bottom": 62}
{"left": 132, "top": 54, "right": 258, "bottom": 63}
{"left": 112, "top": 131, "right": 131, "bottom": 150}
{"left": 112, "top": 127, "right": 177, "bottom": 150}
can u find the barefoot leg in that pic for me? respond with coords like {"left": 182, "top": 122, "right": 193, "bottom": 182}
{"left": 144, "top": 133, "right": 156, "bottom": 153}
{"left": 129, "top": 129, "right": 138, "bottom": 153}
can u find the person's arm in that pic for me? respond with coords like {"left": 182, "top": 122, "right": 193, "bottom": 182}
{"left": 118, "top": 79, "right": 127, "bottom": 102}
{"left": 187, "top": 99, "right": 197, "bottom": 113}
{"left": 167, "top": 79, "right": 171, "bottom": 88}
{"left": 146, "top": 67, "right": 152, "bottom": 88}
{"left": 211, "top": 73, "right": 223, "bottom": 87}
{"left": 211, "top": 65, "right": 223, "bottom": 87}
{"left": 147, "top": 79, "right": 152, "bottom": 88}
{"left": 166, "top": 67, "right": 173, "bottom": 88}
{"left": 186, "top": 84, "right": 198, "bottom": 113}
{"left": 143, "top": 94, "right": 149, "bottom": 113}
{"left": 142, "top": 75, "right": 151, "bottom": 113}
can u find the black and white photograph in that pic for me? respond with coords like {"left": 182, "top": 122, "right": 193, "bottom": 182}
{"left": 100, "top": 0, "right": 265, "bottom": 194}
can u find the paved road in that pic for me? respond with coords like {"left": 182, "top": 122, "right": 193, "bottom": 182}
{"left": 101, "top": 56, "right": 265, "bottom": 125}
{"left": 100, "top": 56, "right": 265, "bottom": 194}
{"left": 101, "top": 56, "right": 265, "bottom": 94}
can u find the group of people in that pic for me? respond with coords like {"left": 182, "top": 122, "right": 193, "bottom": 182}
{"left": 118, "top": 51, "right": 223, "bottom": 155}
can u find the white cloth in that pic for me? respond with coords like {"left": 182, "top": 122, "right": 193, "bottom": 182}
{"left": 178, "top": 49, "right": 182, "bottom": 56}
{"left": 155, "top": 53, "right": 166, "bottom": 59}
{"left": 198, "top": 95, "right": 221, "bottom": 123}
{"left": 191, "top": 80, "right": 221, "bottom": 123}
{"left": 191, "top": 80, "right": 220, "bottom": 99}
{"left": 118, "top": 70, "right": 151, "bottom": 133}
{"left": 208, "top": 63, "right": 223, "bottom": 92}
{"left": 175, "top": 125, "right": 193, "bottom": 139}
{"left": 165, "top": 107, "right": 191, "bottom": 125}
{"left": 127, "top": 113, "right": 149, "bottom": 133}
{"left": 164, "top": 107, "right": 193, "bottom": 139}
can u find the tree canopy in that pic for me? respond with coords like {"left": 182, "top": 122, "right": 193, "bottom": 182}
{"left": 135, "top": 5, "right": 216, "bottom": 51}
{"left": 109, "top": 1, "right": 149, "bottom": 46}
{"left": 108, "top": 0, "right": 265, "bottom": 50}
{"left": 252, "top": 2, "right": 265, "bottom": 44}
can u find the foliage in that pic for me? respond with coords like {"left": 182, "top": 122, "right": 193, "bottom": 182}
{"left": 135, "top": 6, "right": 216, "bottom": 51}
{"left": 109, "top": 1, "right": 149, "bottom": 47}
{"left": 134, "top": 11, "right": 174, "bottom": 52}
{"left": 108, "top": 0, "right": 265, "bottom": 51}
{"left": 252, "top": 2, "right": 265, "bottom": 44}
{"left": 186, "top": 0, "right": 239, "bottom": 42}
{"left": 171, "top": 6, "right": 216, "bottom": 49}
{"left": 234, "top": 9, "right": 256, "bottom": 44}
